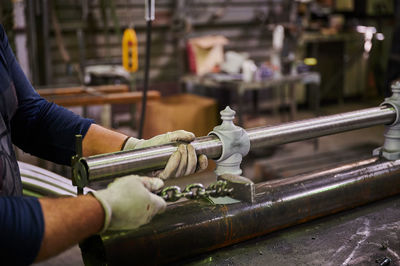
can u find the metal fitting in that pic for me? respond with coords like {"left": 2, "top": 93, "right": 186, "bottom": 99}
{"left": 218, "top": 174, "right": 255, "bottom": 203}
{"left": 71, "top": 135, "right": 89, "bottom": 194}
{"left": 374, "top": 81, "right": 400, "bottom": 160}
{"left": 209, "top": 106, "right": 250, "bottom": 175}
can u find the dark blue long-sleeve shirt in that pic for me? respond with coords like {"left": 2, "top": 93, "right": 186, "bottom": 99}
{"left": 0, "top": 196, "right": 44, "bottom": 265}
{"left": 5, "top": 33, "right": 93, "bottom": 165}
{"left": 0, "top": 24, "right": 93, "bottom": 264}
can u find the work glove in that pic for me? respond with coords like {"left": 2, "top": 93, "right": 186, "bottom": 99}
{"left": 122, "top": 130, "right": 208, "bottom": 179}
{"left": 91, "top": 175, "right": 166, "bottom": 232}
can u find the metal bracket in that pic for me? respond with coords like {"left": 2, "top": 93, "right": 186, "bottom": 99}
{"left": 71, "top": 135, "right": 88, "bottom": 194}
{"left": 374, "top": 81, "right": 400, "bottom": 160}
{"left": 208, "top": 106, "right": 250, "bottom": 175}
{"left": 218, "top": 174, "right": 255, "bottom": 203}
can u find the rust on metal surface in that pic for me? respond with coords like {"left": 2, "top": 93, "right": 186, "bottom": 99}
{"left": 86, "top": 157, "right": 400, "bottom": 265}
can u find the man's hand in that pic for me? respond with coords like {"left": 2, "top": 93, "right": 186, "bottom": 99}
{"left": 123, "top": 130, "right": 208, "bottom": 179}
{"left": 91, "top": 175, "right": 166, "bottom": 232}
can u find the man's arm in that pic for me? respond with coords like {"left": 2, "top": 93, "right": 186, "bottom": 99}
{"left": 35, "top": 175, "right": 166, "bottom": 262}
{"left": 82, "top": 124, "right": 127, "bottom": 156}
{"left": 35, "top": 195, "right": 104, "bottom": 262}
{"left": 0, "top": 196, "right": 102, "bottom": 264}
{"left": 82, "top": 125, "right": 208, "bottom": 179}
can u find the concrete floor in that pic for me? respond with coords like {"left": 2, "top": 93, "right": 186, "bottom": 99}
{"left": 31, "top": 99, "right": 399, "bottom": 265}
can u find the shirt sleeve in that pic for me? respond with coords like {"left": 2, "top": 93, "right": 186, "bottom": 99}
{"left": 0, "top": 25, "right": 93, "bottom": 165}
{"left": 0, "top": 196, "right": 44, "bottom": 265}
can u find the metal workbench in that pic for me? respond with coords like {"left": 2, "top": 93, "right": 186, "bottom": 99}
{"left": 184, "top": 194, "right": 400, "bottom": 266}
{"left": 182, "top": 142, "right": 400, "bottom": 266}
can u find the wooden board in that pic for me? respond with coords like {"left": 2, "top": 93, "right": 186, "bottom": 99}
{"left": 36, "top": 84, "right": 129, "bottom": 96}
{"left": 44, "top": 90, "right": 161, "bottom": 106}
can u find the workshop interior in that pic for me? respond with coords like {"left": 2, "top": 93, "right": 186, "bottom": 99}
{"left": 3, "top": 0, "right": 400, "bottom": 265}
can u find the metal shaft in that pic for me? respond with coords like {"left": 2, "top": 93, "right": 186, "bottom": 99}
{"left": 85, "top": 156, "right": 400, "bottom": 265}
{"left": 84, "top": 135, "right": 222, "bottom": 182}
{"left": 248, "top": 106, "right": 395, "bottom": 148}
{"left": 82, "top": 106, "right": 396, "bottom": 182}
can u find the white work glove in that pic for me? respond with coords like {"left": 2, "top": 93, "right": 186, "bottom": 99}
{"left": 91, "top": 175, "right": 166, "bottom": 232}
{"left": 123, "top": 130, "right": 208, "bottom": 179}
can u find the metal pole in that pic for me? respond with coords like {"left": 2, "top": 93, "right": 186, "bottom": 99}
{"left": 87, "top": 156, "right": 400, "bottom": 265}
{"left": 13, "top": 0, "right": 31, "bottom": 80}
{"left": 42, "top": 0, "right": 52, "bottom": 85}
{"left": 247, "top": 106, "right": 395, "bottom": 149}
{"left": 84, "top": 135, "right": 222, "bottom": 182}
{"left": 82, "top": 106, "right": 396, "bottom": 182}
{"left": 138, "top": 0, "right": 155, "bottom": 139}
{"left": 26, "top": 0, "right": 40, "bottom": 85}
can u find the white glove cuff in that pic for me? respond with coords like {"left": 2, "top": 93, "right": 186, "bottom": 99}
{"left": 89, "top": 191, "right": 112, "bottom": 234}
{"left": 122, "top": 137, "right": 144, "bottom": 150}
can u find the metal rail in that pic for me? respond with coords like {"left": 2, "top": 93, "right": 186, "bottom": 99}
{"left": 247, "top": 105, "right": 395, "bottom": 148}
{"left": 19, "top": 161, "right": 93, "bottom": 196}
{"left": 80, "top": 106, "right": 396, "bottom": 182}
{"left": 86, "top": 156, "right": 400, "bottom": 265}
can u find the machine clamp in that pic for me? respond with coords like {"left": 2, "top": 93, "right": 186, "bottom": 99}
{"left": 374, "top": 81, "right": 400, "bottom": 160}
{"left": 208, "top": 106, "right": 250, "bottom": 175}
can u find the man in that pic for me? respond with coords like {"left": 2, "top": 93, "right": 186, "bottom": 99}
{"left": 0, "top": 24, "right": 207, "bottom": 264}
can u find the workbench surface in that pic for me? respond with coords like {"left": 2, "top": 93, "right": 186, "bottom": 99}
{"left": 184, "top": 189, "right": 400, "bottom": 266}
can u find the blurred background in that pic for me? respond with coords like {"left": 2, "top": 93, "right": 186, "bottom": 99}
{"left": 1, "top": 0, "right": 399, "bottom": 179}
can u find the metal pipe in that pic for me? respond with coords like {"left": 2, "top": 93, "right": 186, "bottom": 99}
{"left": 82, "top": 106, "right": 395, "bottom": 182}
{"left": 86, "top": 156, "right": 400, "bottom": 265}
{"left": 84, "top": 135, "right": 222, "bottom": 182}
{"left": 19, "top": 161, "right": 93, "bottom": 196}
{"left": 248, "top": 106, "right": 395, "bottom": 148}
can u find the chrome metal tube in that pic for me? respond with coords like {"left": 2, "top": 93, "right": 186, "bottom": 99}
{"left": 85, "top": 156, "right": 400, "bottom": 265}
{"left": 84, "top": 135, "right": 222, "bottom": 182}
{"left": 19, "top": 161, "right": 93, "bottom": 196}
{"left": 248, "top": 106, "right": 396, "bottom": 148}
{"left": 82, "top": 106, "right": 396, "bottom": 182}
